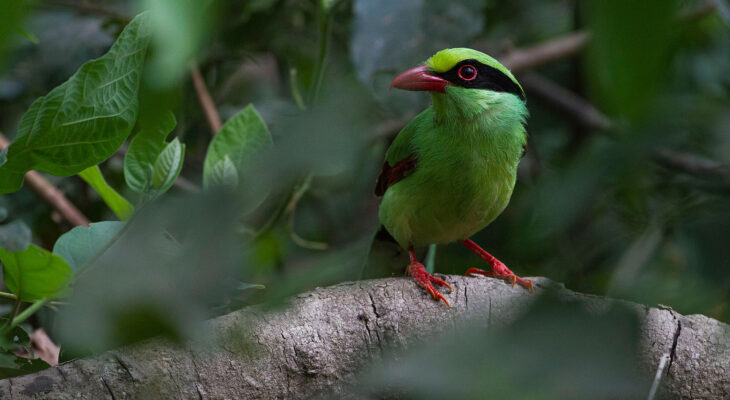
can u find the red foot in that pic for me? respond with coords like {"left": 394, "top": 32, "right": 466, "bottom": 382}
{"left": 408, "top": 262, "right": 452, "bottom": 307}
{"left": 407, "top": 248, "right": 451, "bottom": 307}
{"left": 461, "top": 239, "right": 534, "bottom": 293}
{"left": 465, "top": 267, "right": 533, "bottom": 293}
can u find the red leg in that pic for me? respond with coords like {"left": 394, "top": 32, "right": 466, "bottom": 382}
{"left": 460, "top": 239, "right": 533, "bottom": 293}
{"left": 407, "top": 247, "right": 452, "bottom": 307}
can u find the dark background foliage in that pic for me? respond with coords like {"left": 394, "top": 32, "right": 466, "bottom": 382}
{"left": 0, "top": 0, "right": 728, "bottom": 395}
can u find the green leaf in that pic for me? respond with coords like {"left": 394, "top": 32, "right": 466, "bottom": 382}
{"left": 0, "top": 245, "right": 72, "bottom": 301}
{"left": 14, "top": 26, "right": 38, "bottom": 44}
{"left": 124, "top": 111, "right": 177, "bottom": 194}
{"left": 151, "top": 138, "right": 185, "bottom": 196}
{"left": 0, "top": 13, "right": 152, "bottom": 194}
{"left": 0, "top": 221, "right": 31, "bottom": 252}
{"left": 143, "top": 0, "right": 211, "bottom": 89}
{"left": 0, "top": 353, "right": 50, "bottom": 380}
{"left": 53, "top": 221, "right": 126, "bottom": 273}
{"left": 208, "top": 155, "right": 239, "bottom": 190}
{"left": 78, "top": 166, "right": 134, "bottom": 221}
{"left": 584, "top": 0, "right": 678, "bottom": 119}
{"left": 202, "top": 105, "right": 272, "bottom": 189}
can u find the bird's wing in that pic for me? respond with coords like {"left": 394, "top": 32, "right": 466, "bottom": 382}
{"left": 374, "top": 108, "right": 433, "bottom": 197}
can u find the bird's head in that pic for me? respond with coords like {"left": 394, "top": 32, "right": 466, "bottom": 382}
{"left": 390, "top": 48, "right": 526, "bottom": 120}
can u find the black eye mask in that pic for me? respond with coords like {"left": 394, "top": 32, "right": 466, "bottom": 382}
{"left": 435, "top": 59, "right": 526, "bottom": 101}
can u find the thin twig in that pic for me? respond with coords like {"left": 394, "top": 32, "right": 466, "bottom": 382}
{"left": 286, "top": 175, "right": 328, "bottom": 250}
{"left": 655, "top": 149, "right": 730, "bottom": 188}
{"left": 500, "top": 31, "right": 591, "bottom": 73}
{"left": 519, "top": 72, "right": 612, "bottom": 130}
{"left": 499, "top": 1, "right": 718, "bottom": 73}
{"left": 516, "top": 73, "right": 730, "bottom": 192}
{"left": 0, "top": 133, "right": 90, "bottom": 227}
{"left": 190, "top": 62, "right": 222, "bottom": 135}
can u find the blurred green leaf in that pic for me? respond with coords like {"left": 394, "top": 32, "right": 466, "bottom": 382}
{"left": 142, "top": 0, "right": 211, "bottom": 89}
{"left": 0, "top": 13, "right": 152, "bottom": 193}
{"left": 55, "top": 192, "right": 244, "bottom": 354}
{"left": 0, "top": 355, "right": 49, "bottom": 379}
{"left": 360, "top": 297, "right": 648, "bottom": 399}
{"left": 584, "top": 0, "right": 678, "bottom": 119}
{"left": 53, "top": 221, "right": 126, "bottom": 273}
{"left": 0, "top": 0, "right": 30, "bottom": 60}
{"left": 14, "top": 26, "right": 38, "bottom": 44}
{"left": 124, "top": 110, "right": 177, "bottom": 194}
{"left": 78, "top": 166, "right": 134, "bottom": 221}
{"left": 208, "top": 155, "right": 239, "bottom": 190}
{"left": 0, "top": 245, "right": 72, "bottom": 301}
{"left": 0, "top": 221, "right": 31, "bottom": 252}
{"left": 150, "top": 138, "right": 184, "bottom": 196}
{"left": 203, "top": 105, "right": 272, "bottom": 189}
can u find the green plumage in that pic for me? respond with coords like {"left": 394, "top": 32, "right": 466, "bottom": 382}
{"left": 379, "top": 49, "right": 528, "bottom": 250}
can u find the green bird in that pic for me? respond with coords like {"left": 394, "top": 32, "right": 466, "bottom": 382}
{"left": 371, "top": 48, "right": 533, "bottom": 307}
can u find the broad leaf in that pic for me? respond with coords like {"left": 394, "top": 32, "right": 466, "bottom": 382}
{"left": 0, "top": 221, "right": 31, "bottom": 252}
{"left": 79, "top": 166, "right": 134, "bottom": 221}
{"left": 151, "top": 138, "right": 185, "bottom": 196}
{"left": 0, "top": 13, "right": 152, "bottom": 194}
{"left": 0, "top": 245, "right": 72, "bottom": 301}
{"left": 124, "top": 110, "right": 177, "bottom": 194}
{"left": 202, "top": 105, "right": 272, "bottom": 189}
{"left": 207, "top": 155, "right": 238, "bottom": 190}
{"left": 53, "top": 221, "right": 126, "bottom": 273}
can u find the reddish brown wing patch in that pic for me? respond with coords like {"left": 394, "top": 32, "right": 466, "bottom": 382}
{"left": 375, "top": 154, "right": 417, "bottom": 197}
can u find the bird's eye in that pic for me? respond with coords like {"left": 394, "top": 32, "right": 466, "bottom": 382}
{"left": 458, "top": 65, "right": 477, "bottom": 81}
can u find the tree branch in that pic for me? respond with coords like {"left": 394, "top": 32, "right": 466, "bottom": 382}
{"left": 500, "top": 31, "right": 591, "bottom": 73}
{"left": 190, "top": 62, "right": 222, "bottom": 135}
{"left": 1, "top": 276, "right": 727, "bottom": 399}
{"left": 519, "top": 72, "right": 612, "bottom": 130}
{"left": 0, "top": 133, "right": 90, "bottom": 227}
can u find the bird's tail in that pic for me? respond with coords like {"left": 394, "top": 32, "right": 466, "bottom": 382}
{"left": 359, "top": 226, "right": 434, "bottom": 279}
{"left": 359, "top": 225, "right": 408, "bottom": 280}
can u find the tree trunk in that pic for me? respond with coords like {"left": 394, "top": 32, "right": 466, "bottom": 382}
{"left": 1, "top": 276, "right": 728, "bottom": 399}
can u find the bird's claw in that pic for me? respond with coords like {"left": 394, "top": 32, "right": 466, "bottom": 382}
{"left": 465, "top": 267, "right": 534, "bottom": 293}
{"left": 409, "top": 262, "right": 451, "bottom": 307}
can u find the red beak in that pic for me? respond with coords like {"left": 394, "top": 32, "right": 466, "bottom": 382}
{"left": 390, "top": 65, "right": 449, "bottom": 93}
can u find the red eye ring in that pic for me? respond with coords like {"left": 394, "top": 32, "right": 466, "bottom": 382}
{"left": 458, "top": 65, "right": 477, "bottom": 81}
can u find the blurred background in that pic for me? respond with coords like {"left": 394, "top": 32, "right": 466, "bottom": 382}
{"left": 0, "top": 0, "right": 728, "bottom": 395}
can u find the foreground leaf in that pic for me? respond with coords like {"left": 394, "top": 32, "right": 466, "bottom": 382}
{"left": 78, "top": 166, "right": 134, "bottom": 221}
{"left": 124, "top": 110, "right": 177, "bottom": 194}
{"left": 53, "top": 221, "right": 126, "bottom": 273}
{"left": 0, "top": 13, "right": 152, "bottom": 193}
{"left": 0, "top": 245, "right": 72, "bottom": 301}
{"left": 202, "top": 105, "right": 272, "bottom": 189}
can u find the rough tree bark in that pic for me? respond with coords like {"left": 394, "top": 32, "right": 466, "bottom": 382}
{"left": 1, "top": 276, "right": 728, "bottom": 399}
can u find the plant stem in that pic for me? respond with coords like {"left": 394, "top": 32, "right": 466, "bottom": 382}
{"left": 0, "top": 291, "right": 18, "bottom": 301}
{"left": 425, "top": 244, "right": 437, "bottom": 274}
{"left": 10, "top": 298, "right": 48, "bottom": 329}
{"left": 308, "top": 0, "right": 332, "bottom": 105}
{"left": 290, "top": 68, "right": 306, "bottom": 111}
